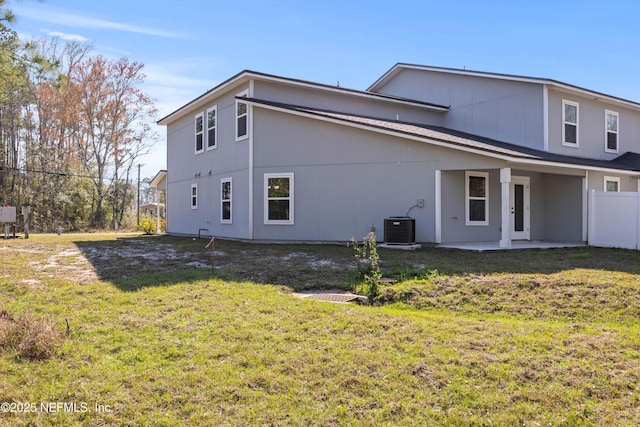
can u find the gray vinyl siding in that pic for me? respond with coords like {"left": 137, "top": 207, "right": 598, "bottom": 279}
{"left": 540, "top": 174, "right": 584, "bottom": 241}
{"left": 547, "top": 89, "right": 640, "bottom": 160}
{"left": 587, "top": 171, "right": 638, "bottom": 192}
{"left": 439, "top": 169, "right": 584, "bottom": 243}
{"left": 372, "top": 68, "right": 545, "bottom": 150}
{"left": 253, "top": 80, "right": 445, "bottom": 126}
{"left": 251, "top": 107, "right": 508, "bottom": 242}
{"left": 440, "top": 170, "right": 502, "bottom": 243}
{"left": 165, "top": 85, "right": 251, "bottom": 238}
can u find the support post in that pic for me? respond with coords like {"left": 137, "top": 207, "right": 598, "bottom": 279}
{"left": 500, "top": 168, "right": 512, "bottom": 249}
{"left": 435, "top": 170, "right": 441, "bottom": 244}
{"left": 137, "top": 163, "right": 141, "bottom": 227}
{"left": 156, "top": 197, "right": 161, "bottom": 235}
{"left": 22, "top": 206, "right": 31, "bottom": 239}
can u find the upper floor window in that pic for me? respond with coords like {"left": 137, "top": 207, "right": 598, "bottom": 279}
{"left": 604, "top": 176, "right": 620, "bottom": 192}
{"left": 221, "top": 178, "right": 232, "bottom": 223}
{"left": 207, "top": 106, "right": 217, "bottom": 150}
{"left": 605, "top": 110, "right": 619, "bottom": 153}
{"left": 562, "top": 100, "right": 579, "bottom": 147}
{"left": 465, "top": 171, "right": 488, "bottom": 226}
{"left": 236, "top": 90, "right": 249, "bottom": 141}
{"left": 195, "top": 113, "right": 204, "bottom": 153}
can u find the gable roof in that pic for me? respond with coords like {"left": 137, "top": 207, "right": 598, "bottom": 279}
{"left": 245, "top": 97, "right": 640, "bottom": 175}
{"left": 368, "top": 63, "right": 640, "bottom": 112}
{"left": 149, "top": 170, "right": 167, "bottom": 188}
{"left": 157, "top": 70, "right": 448, "bottom": 126}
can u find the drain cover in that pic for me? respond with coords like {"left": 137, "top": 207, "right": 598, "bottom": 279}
{"left": 295, "top": 292, "right": 367, "bottom": 304}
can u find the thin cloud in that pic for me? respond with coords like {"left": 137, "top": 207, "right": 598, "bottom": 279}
{"left": 14, "top": 5, "right": 189, "bottom": 39}
{"left": 43, "top": 30, "right": 90, "bottom": 43}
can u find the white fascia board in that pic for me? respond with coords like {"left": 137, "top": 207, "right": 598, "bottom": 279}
{"left": 370, "top": 64, "right": 640, "bottom": 112}
{"left": 157, "top": 73, "right": 250, "bottom": 125}
{"left": 247, "top": 99, "right": 640, "bottom": 177}
{"left": 368, "top": 63, "right": 550, "bottom": 92}
{"left": 159, "top": 71, "right": 447, "bottom": 126}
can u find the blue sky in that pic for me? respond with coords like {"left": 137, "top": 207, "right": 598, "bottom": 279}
{"left": 10, "top": 0, "right": 640, "bottom": 178}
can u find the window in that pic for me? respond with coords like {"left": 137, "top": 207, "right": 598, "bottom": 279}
{"left": 465, "top": 171, "right": 488, "bottom": 226}
{"left": 605, "top": 110, "right": 619, "bottom": 153}
{"left": 562, "top": 100, "right": 579, "bottom": 147}
{"left": 207, "top": 106, "right": 217, "bottom": 150}
{"left": 221, "top": 178, "right": 232, "bottom": 223}
{"left": 264, "top": 173, "right": 294, "bottom": 224}
{"left": 191, "top": 183, "right": 198, "bottom": 209}
{"left": 236, "top": 90, "right": 249, "bottom": 141}
{"left": 604, "top": 176, "right": 620, "bottom": 192}
{"left": 195, "top": 113, "right": 204, "bottom": 153}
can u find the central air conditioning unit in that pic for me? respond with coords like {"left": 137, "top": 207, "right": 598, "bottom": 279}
{"left": 384, "top": 217, "right": 415, "bottom": 245}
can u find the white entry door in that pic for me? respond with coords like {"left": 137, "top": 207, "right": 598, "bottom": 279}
{"left": 510, "top": 176, "right": 530, "bottom": 240}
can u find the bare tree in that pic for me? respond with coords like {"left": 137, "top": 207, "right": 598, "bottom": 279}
{"left": 70, "top": 56, "right": 158, "bottom": 227}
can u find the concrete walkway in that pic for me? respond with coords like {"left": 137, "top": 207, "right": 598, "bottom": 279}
{"left": 437, "top": 241, "right": 586, "bottom": 252}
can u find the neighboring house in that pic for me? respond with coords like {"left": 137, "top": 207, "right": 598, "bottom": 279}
{"left": 140, "top": 203, "right": 165, "bottom": 218}
{"left": 157, "top": 64, "right": 640, "bottom": 248}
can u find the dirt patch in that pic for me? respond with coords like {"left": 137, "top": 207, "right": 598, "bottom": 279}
{"left": 4, "top": 235, "right": 357, "bottom": 290}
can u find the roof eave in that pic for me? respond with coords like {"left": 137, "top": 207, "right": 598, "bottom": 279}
{"left": 158, "top": 69, "right": 449, "bottom": 126}
{"left": 369, "top": 63, "right": 640, "bottom": 112}
{"left": 157, "top": 71, "right": 253, "bottom": 125}
{"left": 245, "top": 98, "right": 640, "bottom": 176}
{"left": 150, "top": 170, "right": 167, "bottom": 188}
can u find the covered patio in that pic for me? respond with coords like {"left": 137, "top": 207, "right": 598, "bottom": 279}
{"left": 437, "top": 240, "right": 586, "bottom": 252}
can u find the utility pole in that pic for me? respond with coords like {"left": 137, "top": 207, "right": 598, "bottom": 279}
{"left": 137, "top": 163, "right": 141, "bottom": 227}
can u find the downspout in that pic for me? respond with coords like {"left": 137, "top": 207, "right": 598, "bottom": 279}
{"left": 248, "top": 79, "right": 255, "bottom": 239}
{"left": 583, "top": 170, "right": 588, "bottom": 243}
{"left": 543, "top": 85, "right": 549, "bottom": 152}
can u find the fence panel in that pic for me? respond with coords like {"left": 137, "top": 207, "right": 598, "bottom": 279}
{"left": 588, "top": 190, "right": 640, "bottom": 249}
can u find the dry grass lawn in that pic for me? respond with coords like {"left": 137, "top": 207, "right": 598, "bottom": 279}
{"left": 0, "top": 233, "right": 639, "bottom": 426}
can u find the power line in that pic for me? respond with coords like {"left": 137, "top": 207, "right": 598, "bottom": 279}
{"left": 0, "top": 165, "right": 95, "bottom": 179}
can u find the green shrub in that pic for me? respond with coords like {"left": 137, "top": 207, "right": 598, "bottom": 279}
{"left": 351, "top": 232, "right": 382, "bottom": 303}
{"left": 138, "top": 215, "right": 165, "bottom": 234}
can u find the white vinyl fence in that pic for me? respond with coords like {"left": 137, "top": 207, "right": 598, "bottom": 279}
{"left": 588, "top": 190, "right": 640, "bottom": 249}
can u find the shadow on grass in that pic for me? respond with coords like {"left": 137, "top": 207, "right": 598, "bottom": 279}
{"left": 73, "top": 234, "right": 640, "bottom": 292}
{"left": 72, "top": 234, "right": 355, "bottom": 292}
{"left": 73, "top": 234, "right": 219, "bottom": 292}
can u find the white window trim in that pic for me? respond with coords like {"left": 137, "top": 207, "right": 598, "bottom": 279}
{"left": 191, "top": 183, "right": 198, "bottom": 209}
{"left": 221, "top": 177, "right": 232, "bottom": 224}
{"left": 465, "top": 171, "right": 489, "bottom": 226}
{"left": 604, "top": 176, "right": 620, "bottom": 192}
{"left": 206, "top": 105, "right": 217, "bottom": 151}
{"left": 236, "top": 90, "right": 249, "bottom": 142}
{"left": 605, "top": 109, "right": 619, "bottom": 154}
{"left": 195, "top": 113, "right": 204, "bottom": 154}
{"left": 264, "top": 173, "right": 294, "bottom": 225}
{"left": 562, "top": 100, "right": 579, "bottom": 147}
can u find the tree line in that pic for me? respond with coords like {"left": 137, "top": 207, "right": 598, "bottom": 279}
{"left": 0, "top": 1, "right": 158, "bottom": 231}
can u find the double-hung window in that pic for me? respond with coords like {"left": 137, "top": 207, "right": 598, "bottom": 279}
{"left": 562, "top": 100, "right": 579, "bottom": 147}
{"left": 465, "top": 171, "right": 488, "bottom": 226}
{"left": 195, "top": 113, "right": 204, "bottom": 153}
{"left": 221, "top": 178, "right": 232, "bottom": 223}
{"left": 605, "top": 110, "right": 619, "bottom": 153}
{"left": 264, "top": 173, "right": 294, "bottom": 225}
{"left": 207, "top": 106, "right": 217, "bottom": 150}
{"left": 236, "top": 90, "right": 249, "bottom": 141}
{"left": 191, "top": 183, "right": 198, "bottom": 209}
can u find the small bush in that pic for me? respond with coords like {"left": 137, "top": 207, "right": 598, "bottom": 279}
{"left": 138, "top": 215, "right": 163, "bottom": 235}
{"left": 351, "top": 232, "right": 382, "bottom": 302}
{"left": 0, "top": 311, "right": 64, "bottom": 360}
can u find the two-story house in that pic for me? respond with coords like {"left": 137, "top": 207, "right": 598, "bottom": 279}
{"left": 157, "top": 63, "right": 640, "bottom": 247}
